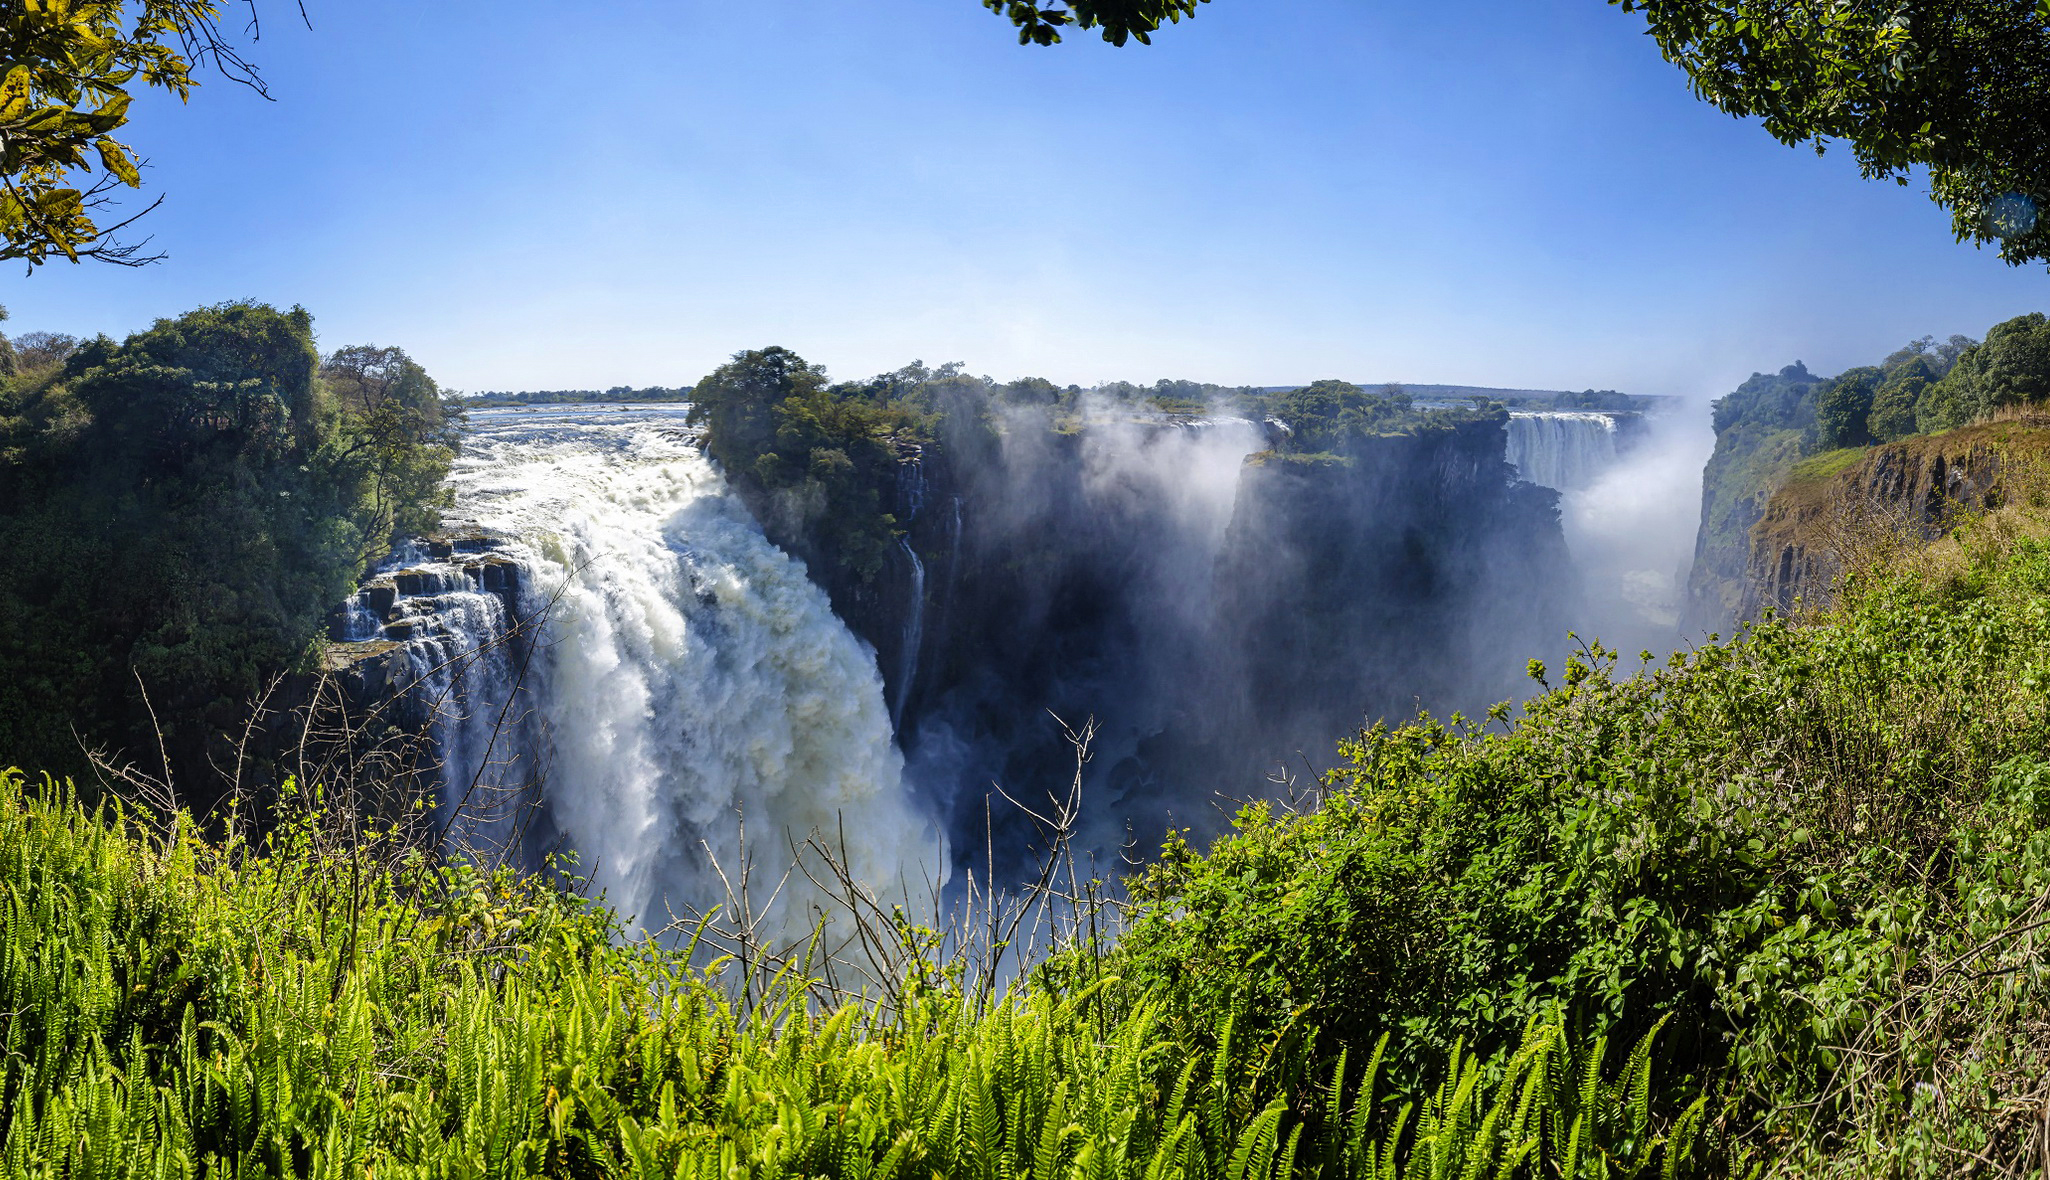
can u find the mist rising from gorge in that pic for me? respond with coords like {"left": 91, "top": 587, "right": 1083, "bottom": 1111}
{"left": 1547, "top": 405, "right": 1714, "bottom": 661}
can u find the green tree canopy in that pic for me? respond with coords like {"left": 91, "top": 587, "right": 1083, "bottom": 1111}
{"left": 983, "top": 0, "right": 1209, "bottom": 45}
{"left": 1265, "top": 379, "right": 1419, "bottom": 454}
{"left": 1867, "top": 354, "right": 1937, "bottom": 441}
{"left": 1811, "top": 365, "right": 1883, "bottom": 450}
{"left": 321, "top": 344, "right": 461, "bottom": 541}
{"left": 1615, "top": 0, "right": 2050, "bottom": 265}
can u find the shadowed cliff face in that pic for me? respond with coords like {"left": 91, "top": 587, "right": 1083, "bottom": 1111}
{"left": 823, "top": 409, "right": 1576, "bottom": 875}
{"left": 1217, "top": 423, "right": 1570, "bottom": 773}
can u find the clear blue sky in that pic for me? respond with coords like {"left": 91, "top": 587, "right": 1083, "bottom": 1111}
{"left": 6, "top": 0, "right": 2047, "bottom": 398}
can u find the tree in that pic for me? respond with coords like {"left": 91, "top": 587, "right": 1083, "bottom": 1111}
{"left": 1918, "top": 311, "right": 2050, "bottom": 429}
{"left": 321, "top": 344, "right": 461, "bottom": 544}
{"left": 983, "top": 0, "right": 1209, "bottom": 45}
{"left": 1266, "top": 379, "right": 1418, "bottom": 453}
{"left": 687, "top": 346, "right": 832, "bottom": 482}
{"left": 1, "top": 0, "right": 265, "bottom": 268}
{"left": 74, "top": 300, "right": 318, "bottom": 469}
{"left": 1613, "top": 0, "right": 2050, "bottom": 265}
{"left": 1867, "top": 355, "right": 1936, "bottom": 442}
{"left": 996, "top": 1, "right": 2050, "bottom": 266}
{"left": 1812, "top": 366, "right": 1882, "bottom": 450}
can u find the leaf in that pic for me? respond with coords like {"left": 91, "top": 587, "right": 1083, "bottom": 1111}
{"left": 0, "top": 66, "right": 31, "bottom": 123}
{"left": 96, "top": 139, "right": 139, "bottom": 186}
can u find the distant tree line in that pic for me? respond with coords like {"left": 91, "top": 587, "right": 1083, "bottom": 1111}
{"left": 462, "top": 386, "right": 694, "bottom": 407}
{"left": 689, "top": 347, "right": 1510, "bottom": 588}
{"left": 0, "top": 302, "right": 456, "bottom": 787}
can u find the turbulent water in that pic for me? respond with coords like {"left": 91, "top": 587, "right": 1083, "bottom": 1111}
{"left": 1506, "top": 412, "right": 1619, "bottom": 491}
{"left": 387, "top": 405, "right": 937, "bottom": 936}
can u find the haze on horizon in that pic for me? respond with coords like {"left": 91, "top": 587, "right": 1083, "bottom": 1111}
{"left": 6, "top": 0, "right": 2044, "bottom": 398}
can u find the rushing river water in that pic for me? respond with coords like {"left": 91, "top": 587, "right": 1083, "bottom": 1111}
{"left": 410, "top": 404, "right": 937, "bottom": 936}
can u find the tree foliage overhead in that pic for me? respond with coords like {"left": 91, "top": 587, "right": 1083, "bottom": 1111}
{"left": 993, "top": 0, "right": 2050, "bottom": 266}
{"left": 983, "top": 0, "right": 1209, "bottom": 45}
{"left": 0, "top": 0, "right": 264, "bottom": 268}
{"left": 1616, "top": 0, "right": 2050, "bottom": 265}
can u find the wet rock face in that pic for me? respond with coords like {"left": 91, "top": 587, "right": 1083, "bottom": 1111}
{"left": 321, "top": 530, "right": 530, "bottom": 725}
{"left": 329, "top": 533, "right": 524, "bottom": 645}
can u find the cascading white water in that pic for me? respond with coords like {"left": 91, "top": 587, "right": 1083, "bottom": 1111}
{"left": 893, "top": 537, "right": 925, "bottom": 728}
{"left": 1506, "top": 412, "right": 1619, "bottom": 491}
{"left": 390, "top": 573, "right": 526, "bottom": 842}
{"left": 428, "top": 404, "right": 936, "bottom": 937}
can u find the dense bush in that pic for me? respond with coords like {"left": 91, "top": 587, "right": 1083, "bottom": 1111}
{"left": 0, "top": 303, "right": 455, "bottom": 789}
{"left": 1916, "top": 312, "right": 2050, "bottom": 433}
{"left": 1811, "top": 366, "right": 1881, "bottom": 450}
{"left": 1107, "top": 519, "right": 2050, "bottom": 1173}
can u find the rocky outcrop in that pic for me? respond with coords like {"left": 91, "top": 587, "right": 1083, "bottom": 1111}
{"left": 1740, "top": 422, "right": 2050, "bottom": 618}
{"left": 320, "top": 528, "right": 528, "bottom": 720}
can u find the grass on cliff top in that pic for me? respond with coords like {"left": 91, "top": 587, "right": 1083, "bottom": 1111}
{"left": 1785, "top": 445, "right": 1867, "bottom": 483}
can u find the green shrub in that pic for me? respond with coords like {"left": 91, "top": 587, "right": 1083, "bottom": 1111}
{"left": 1108, "top": 530, "right": 2050, "bottom": 1171}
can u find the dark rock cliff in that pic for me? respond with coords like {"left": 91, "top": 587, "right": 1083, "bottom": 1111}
{"left": 1215, "top": 421, "right": 1570, "bottom": 759}
{"left": 786, "top": 414, "right": 1574, "bottom": 862}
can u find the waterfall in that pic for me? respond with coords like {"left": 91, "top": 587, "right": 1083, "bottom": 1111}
{"left": 1506, "top": 412, "right": 1620, "bottom": 491}
{"left": 372, "top": 405, "right": 935, "bottom": 937}
{"left": 893, "top": 537, "right": 925, "bottom": 728}
{"left": 331, "top": 548, "right": 529, "bottom": 851}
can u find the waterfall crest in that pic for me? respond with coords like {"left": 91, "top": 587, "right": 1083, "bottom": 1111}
{"left": 394, "top": 406, "right": 933, "bottom": 936}
{"left": 1506, "top": 412, "right": 1619, "bottom": 491}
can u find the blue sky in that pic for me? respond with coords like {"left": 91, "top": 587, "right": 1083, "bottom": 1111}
{"left": 6, "top": 0, "right": 2046, "bottom": 398}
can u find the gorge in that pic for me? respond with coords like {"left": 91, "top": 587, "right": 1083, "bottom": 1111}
{"left": 327, "top": 396, "right": 1685, "bottom": 932}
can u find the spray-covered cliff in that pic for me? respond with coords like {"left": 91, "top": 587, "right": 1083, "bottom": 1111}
{"left": 1216, "top": 420, "right": 1568, "bottom": 760}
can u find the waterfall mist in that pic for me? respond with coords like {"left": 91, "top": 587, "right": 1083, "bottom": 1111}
{"left": 1554, "top": 405, "right": 1713, "bottom": 655}
{"left": 1507, "top": 407, "right": 1712, "bottom": 661}
{"left": 901, "top": 403, "right": 1269, "bottom": 869}
{"left": 888, "top": 398, "right": 1571, "bottom": 879}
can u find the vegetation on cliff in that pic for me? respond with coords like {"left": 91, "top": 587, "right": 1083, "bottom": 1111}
{"left": 688, "top": 348, "right": 962, "bottom": 588}
{"left": 0, "top": 302, "right": 456, "bottom": 788}
{"left": 1252, "top": 380, "right": 1506, "bottom": 461}
{"left": 1687, "top": 312, "right": 2050, "bottom": 631}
